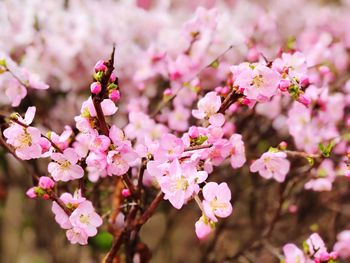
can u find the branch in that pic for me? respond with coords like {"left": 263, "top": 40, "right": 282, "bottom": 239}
{"left": 92, "top": 45, "right": 116, "bottom": 136}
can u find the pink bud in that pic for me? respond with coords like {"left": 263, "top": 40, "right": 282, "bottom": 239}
{"left": 297, "top": 95, "right": 311, "bottom": 107}
{"left": 39, "top": 137, "right": 51, "bottom": 154}
{"left": 221, "top": 86, "right": 230, "bottom": 95}
{"left": 110, "top": 72, "right": 117, "bottom": 82}
{"left": 299, "top": 75, "right": 310, "bottom": 88}
{"left": 26, "top": 187, "right": 37, "bottom": 199}
{"left": 94, "top": 60, "right": 107, "bottom": 72}
{"left": 318, "top": 252, "right": 331, "bottom": 261}
{"left": 109, "top": 90, "right": 120, "bottom": 102}
{"left": 288, "top": 204, "right": 298, "bottom": 213}
{"left": 90, "top": 82, "right": 102, "bottom": 94}
{"left": 329, "top": 252, "right": 338, "bottom": 259}
{"left": 279, "top": 141, "right": 288, "bottom": 150}
{"left": 42, "top": 194, "right": 50, "bottom": 200}
{"left": 163, "top": 88, "right": 172, "bottom": 97}
{"left": 188, "top": 126, "right": 199, "bottom": 139}
{"left": 39, "top": 176, "right": 55, "bottom": 189}
{"left": 170, "top": 71, "right": 181, "bottom": 81}
{"left": 278, "top": 79, "right": 291, "bottom": 92}
{"left": 215, "top": 86, "right": 223, "bottom": 93}
{"left": 241, "top": 97, "right": 251, "bottom": 105}
{"left": 122, "top": 188, "right": 131, "bottom": 197}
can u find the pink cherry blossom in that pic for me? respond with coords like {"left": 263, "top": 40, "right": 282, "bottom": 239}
{"left": 158, "top": 159, "right": 208, "bottom": 209}
{"left": 4, "top": 125, "right": 42, "bottom": 160}
{"left": 48, "top": 148, "right": 84, "bottom": 182}
{"left": 69, "top": 201, "right": 103, "bottom": 237}
{"left": 250, "top": 151, "right": 290, "bottom": 182}
{"left": 283, "top": 244, "right": 305, "bottom": 263}
{"left": 66, "top": 227, "right": 89, "bottom": 245}
{"left": 38, "top": 176, "right": 55, "bottom": 189}
{"left": 231, "top": 63, "right": 280, "bottom": 102}
{"left": 202, "top": 182, "right": 232, "bottom": 222}
{"left": 192, "top": 91, "right": 225, "bottom": 126}
{"left": 153, "top": 134, "right": 185, "bottom": 161}
{"left": 334, "top": 230, "right": 350, "bottom": 259}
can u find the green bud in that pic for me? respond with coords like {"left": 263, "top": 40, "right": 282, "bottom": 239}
{"left": 107, "top": 83, "right": 118, "bottom": 90}
{"left": 93, "top": 71, "right": 104, "bottom": 82}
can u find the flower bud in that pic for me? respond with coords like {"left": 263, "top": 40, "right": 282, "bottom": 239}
{"left": 109, "top": 90, "right": 120, "bottom": 102}
{"left": 278, "top": 79, "right": 291, "bottom": 92}
{"left": 278, "top": 141, "right": 288, "bottom": 150}
{"left": 297, "top": 95, "right": 311, "bottom": 107}
{"left": 188, "top": 126, "right": 199, "bottom": 139}
{"left": 42, "top": 194, "right": 50, "bottom": 200}
{"left": 110, "top": 72, "right": 117, "bottom": 82}
{"left": 163, "top": 88, "right": 172, "bottom": 97}
{"left": 94, "top": 60, "right": 107, "bottom": 72}
{"left": 121, "top": 188, "right": 131, "bottom": 197}
{"left": 299, "top": 75, "right": 310, "bottom": 88}
{"left": 39, "top": 176, "right": 55, "bottom": 189}
{"left": 90, "top": 82, "right": 102, "bottom": 94}
{"left": 26, "top": 187, "right": 37, "bottom": 199}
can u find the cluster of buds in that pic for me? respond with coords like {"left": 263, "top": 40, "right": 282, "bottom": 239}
{"left": 91, "top": 60, "right": 120, "bottom": 102}
{"left": 26, "top": 176, "right": 55, "bottom": 200}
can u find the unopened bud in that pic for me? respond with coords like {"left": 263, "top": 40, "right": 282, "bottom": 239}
{"left": 90, "top": 82, "right": 102, "bottom": 94}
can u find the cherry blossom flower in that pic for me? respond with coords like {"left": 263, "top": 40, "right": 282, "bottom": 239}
{"left": 283, "top": 244, "right": 305, "bottom": 263}
{"left": 231, "top": 63, "right": 280, "bottom": 102}
{"left": 192, "top": 91, "right": 225, "bottom": 126}
{"left": 250, "top": 151, "right": 290, "bottom": 182}
{"left": 334, "top": 230, "right": 350, "bottom": 259}
{"left": 158, "top": 159, "right": 208, "bottom": 209}
{"left": 48, "top": 148, "right": 84, "bottom": 182}
{"left": 202, "top": 182, "right": 232, "bottom": 222}
{"left": 69, "top": 201, "right": 103, "bottom": 237}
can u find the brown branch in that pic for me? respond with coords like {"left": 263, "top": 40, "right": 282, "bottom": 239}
{"left": 137, "top": 157, "right": 147, "bottom": 198}
{"left": 122, "top": 172, "right": 137, "bottom": 197}
{"left": 92, "top": 46, "right": 116, "bottom": 136}
{"left": 284, "top": 150, "right": 321, "bottom": 159}
{"left": 184, "top": 144, "right": 212, "bottom": 152}
{"left": 132, "top": 191, "right": 164, "bottom": 228}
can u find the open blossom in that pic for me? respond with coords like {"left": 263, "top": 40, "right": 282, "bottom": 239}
{"left": 158, "top": 159, "right": 208, "bottom": 209}
{"left": 153, "top": 134, "right": 185, "bottom": 161}
{"left": 192, "top": 91, "right": 225, "bottom": 126}
{"left": 202, "top": 182, "right": 232, "bottom": 222}
{"left": 3, "top": 107, "right": 43, "bottom": 160}
{"left": 334, "top": 230, "right": 350, "bottom": 259}
{"left": 231, "top": 63, "right": 280, "bottom": 102}
{"left": 66, "top": 227, "right": 89, "bottom": 245}
{"left": 69, "top": 201, "right": 103, "bottom": 237}
{"left": 283, "top": 244, "right": 305, "bottom": 263}
{"left": 48, "top": 148, "right": 84, "bottom": 182}
{"left": 106, "top": 146, "right": 138, "bottom": 176}
{"left": 304, "top": 159, "right": 335, "bottom": 192}
{"left": 250, "top": 151, "right": 290, "bottom": 182}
